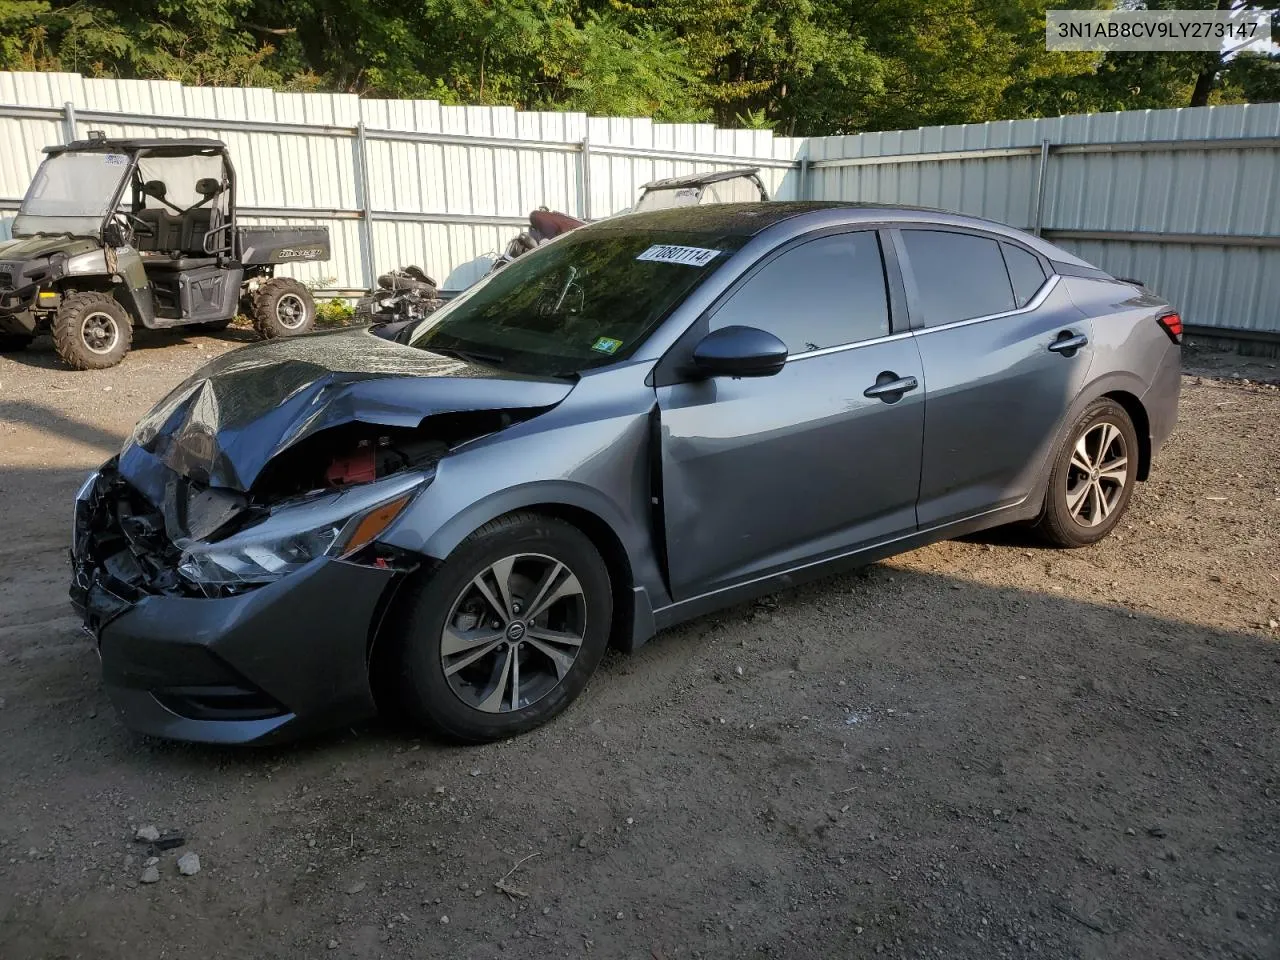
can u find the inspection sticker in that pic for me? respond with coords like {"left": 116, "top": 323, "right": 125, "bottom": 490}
{"left": 591, "top": 336, "right": 624, "bottom": 355}
{"left": 635, "top": 244, "right": 722, "bottom": 267}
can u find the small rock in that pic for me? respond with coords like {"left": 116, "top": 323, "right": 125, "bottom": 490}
{"left": 458, "top": 881, "right": 469, "bottom": 891}
{"left": 1269, "top": 619, "right": 1278, "bottom": 630}
{"left": 577, "top": 836, "right": 588, "bottom": 848}
{"left": 135, "top": 825, "right": 161, "bottom": 843}
{"left": 1147, "top": 826, "right": 1167, "bottom": 839}
{"left": 469, "top": 768, "right": 482, "bottom": 777}
{"left": 1237, "top": 909, "right": 1249, "bottom": 920}
{"left": 440, "top": 915, "right": 449, "bottom": 925}
{"left": 347, "top": 880, "right": 366, "bottom": 894}
{"left": 327, "top": 939, "right": 339, "bottom": 950}
{"left": 542, "top": 906, "right": 551, "bottom": 915}
{"left": 177, "top": 852, "right": 200, "bottom": 876}
{"left": 1125, "top": 828, "right": 1136, "bottom": 836}
{"left": 140, "top": 865, "right": 160, "bottom": 884}
{"left": 433, "top": 786, "right": 446, "bottom": 795}
{"left": 143, "top": 856, "right": 159, "bottom": 868}
{"left": 615, "top": 911, "right": 624, "bottom": 920}
{"left": 734, "top": 665, "right": 744, "bottom": 677}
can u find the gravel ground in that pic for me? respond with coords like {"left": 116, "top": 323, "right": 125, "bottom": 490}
{"left": 1, "top": 330, "right": 1277, "bottom": 960}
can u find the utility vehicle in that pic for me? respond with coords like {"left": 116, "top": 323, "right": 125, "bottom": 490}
{"left": 0, "top": 133, "right": 330, "bottom": 369}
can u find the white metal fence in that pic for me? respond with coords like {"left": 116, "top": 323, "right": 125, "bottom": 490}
{"left": 2, "top": 71, "right": 1278, "bottom": 339}
{"left": 0, "top": 71, "right": 803, "bottom": 294}
{"left": 806, "top": 104, "right": 1280, "bottom": 341}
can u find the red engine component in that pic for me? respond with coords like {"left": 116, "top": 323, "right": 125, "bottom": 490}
{"left": 325, "top": 444, "right": 378, "bottom": 486}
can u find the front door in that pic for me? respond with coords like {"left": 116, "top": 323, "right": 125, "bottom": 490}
{"left": 656, "top": 230, "right": 926, "bottom": 601}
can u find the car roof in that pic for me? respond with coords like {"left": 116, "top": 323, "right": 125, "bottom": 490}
{"left": 585, "top": 201, "right": 1094, "bottom": 267}
{"left": 641, "top": 168, "right": 761, "bottom": 190}
{"left": 45, "top": 137, "right": 228, "bottom": 157}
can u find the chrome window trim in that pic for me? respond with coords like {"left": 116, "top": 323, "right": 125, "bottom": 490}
{"left": 784, "top": 274, "right": 1059, "bottom": 362}
{"left": 911, "top": 274, "right": 1060, "bottom": 337}
{"left": 786, "top": 329, "right": 914, "bottom": 362}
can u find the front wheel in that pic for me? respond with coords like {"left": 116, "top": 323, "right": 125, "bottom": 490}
{"left": 251, "top": 277, "right": 315, "bottom": 339}
{"left": 52, "top": 292, "right": 133, "bottom": 370}
{"left": 1036, "top": 398, "right": 1139, "bottom": 547}
{"left": 388, "top": 513, "right": 613, "bottom": 742}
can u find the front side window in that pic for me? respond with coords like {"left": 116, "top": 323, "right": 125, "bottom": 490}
{"left": 708, "top": 231, "right": 889, "bottom": 355}
{"left": 408, "top": 228, "right": 745, "bottom": 377}
{"left": 14, "top": 151, "right": 131, "bottom": 237}
{"left": 900, "top": 229, "right": 1016, "bottom": 326}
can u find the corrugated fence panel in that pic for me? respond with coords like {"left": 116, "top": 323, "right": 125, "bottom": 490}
{"left": 0, "top": 71, "right": 797, "bottom": 290}
{"left": 806, "top": 102, "right": 1280, "bottom": 336}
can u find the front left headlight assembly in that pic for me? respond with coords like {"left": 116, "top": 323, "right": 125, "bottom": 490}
{"left": 178, "top": 472, "right": 428, "bottom": 587}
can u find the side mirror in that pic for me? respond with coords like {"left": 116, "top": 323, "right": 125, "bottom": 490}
{"left": 691, "top": 325, "right": 788, "bottom": 378}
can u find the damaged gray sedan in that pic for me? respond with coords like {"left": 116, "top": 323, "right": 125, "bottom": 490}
{"left": 71, "top": 202, "right": 1182, "bottom": 744}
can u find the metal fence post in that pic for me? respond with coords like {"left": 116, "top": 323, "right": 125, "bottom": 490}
{"left": 799, "top": 154, "right": 811, "bottom": 201}
{"left": 62, "top": 101, "right": 77, "bottom": 142}
{"left": 354, "top": 120, "right": 375, "bottom": 290}
{"left": 1032, "top": 138, "right": 1051, "bottom": 236}
{"left": 579, "top": 137, "right": 592, "bottom": 220}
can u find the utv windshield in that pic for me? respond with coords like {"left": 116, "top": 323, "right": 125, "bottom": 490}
{"left": 13, "top": 151, "right": 132, "bottom": 237}
{"left": 408, "top": 229, "right": 745, "bottom": 377}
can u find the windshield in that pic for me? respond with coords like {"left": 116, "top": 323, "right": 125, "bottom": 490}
{"left": 13, "top": 151, "right": 131, "bottom": 237}
{"left": 634, "top": 186, "right": 702, "bottom": 212}
{"left": 408, "top": 228, "right": 744, "bottom": 376}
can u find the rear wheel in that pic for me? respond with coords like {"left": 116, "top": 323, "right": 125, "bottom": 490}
{"left": 52, "top": 292, "right": 132, "bottom": 370}
{"left": 1036, "top": 398, "right": 1138, "bottom": 547}
{"left": 0, "top": 333, "right": 33, "bottom": 352}
{"left": 388, "top": 513, "right": 613, "bottom": 742}
{"left": 252, "top": 277, "right": 315, "bottom": 339}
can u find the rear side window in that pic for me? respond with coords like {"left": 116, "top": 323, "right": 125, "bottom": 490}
{"left": 900, "top": 230, "right": 1015, "bottom": 326}
{"left": 709, "top": 231, "right": 889, "bottom": 354}
{"left": 1002, "top": 242, "right": 1048, "bottom": 307}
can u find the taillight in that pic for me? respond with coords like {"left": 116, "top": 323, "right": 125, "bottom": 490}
{"left": 1157, "top": 312, "right": 1182, "bottom": 344}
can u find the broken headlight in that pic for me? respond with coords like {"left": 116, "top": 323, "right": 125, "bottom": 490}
{"left": 177, "top": 472, "right": 427, "bottom": 587}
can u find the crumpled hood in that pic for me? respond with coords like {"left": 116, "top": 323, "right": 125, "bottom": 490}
{"left": 120, "top": 327, "right": 575, "bottom": 492}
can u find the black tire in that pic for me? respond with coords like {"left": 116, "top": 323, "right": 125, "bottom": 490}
{"left": 388, "top": 512, "right": 613, "bottom": 742}
{"left": 251, "top": 277, "right": 315, "bottom": 339}
{"left": 52, "top": 292, "right": 132, "bottom": 370}
{"left": 0, "top": 333, "right": 34, "bottom": 352}
{"left": 1036, "top": 398, "right": 1139, "bottom": 548}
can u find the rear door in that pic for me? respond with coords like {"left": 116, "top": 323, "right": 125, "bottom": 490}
{"left": 894, "top": 228, "right": 1094, "bottom": 528}
{"left": 656, "top": 230, "right": 926, "bottom": 600}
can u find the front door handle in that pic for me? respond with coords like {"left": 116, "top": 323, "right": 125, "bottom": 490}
{"left": 863, "top": 373, "right": 919, "bottom": 402}
{"left": 1048, "top": 332, "right": 1089, "bottom": 355}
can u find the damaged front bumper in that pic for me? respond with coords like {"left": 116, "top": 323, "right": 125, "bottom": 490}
{"left": 70, "top": 463, "right": 407, "bottom": 744}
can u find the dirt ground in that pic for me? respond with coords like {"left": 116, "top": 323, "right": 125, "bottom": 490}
{"left": 1, "top": 328, "right": 1277, "bottom": 960}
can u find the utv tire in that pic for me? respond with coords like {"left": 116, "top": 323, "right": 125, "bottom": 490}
{"left": 0, "top": 333, "right": 33, "bottom": 352}
{"left": 1036, "top": 398, "right": 1139, "bottom": 548}
{"left": 52, "top": 292, "right": 132, "bottom": 370}
{"left": 252, "top": 277, "right": 315, "bottom": 339}
{"left": 388, "top": 512, "right": 613, "bottom": 743}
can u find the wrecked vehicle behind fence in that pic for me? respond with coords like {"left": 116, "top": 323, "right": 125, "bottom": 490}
{"left": 71, "top": 202, "right": 1182, "bottom": 746}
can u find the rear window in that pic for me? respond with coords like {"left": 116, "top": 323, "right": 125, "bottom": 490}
{"left": 900, "top": 229, "right": 1016, "bottom": 326}
{"left": 408, "top": 229, "right": 745, "bottom": 376}
{"left": 1001, "top": 242, "right": 1048, "bottom": 308}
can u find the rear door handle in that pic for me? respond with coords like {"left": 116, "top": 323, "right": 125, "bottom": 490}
{"left": 863, "top": 374, "right": 919, "bottom": 402}
{"left": 1048, "top": 332, "right": 1089, "bottom": 354}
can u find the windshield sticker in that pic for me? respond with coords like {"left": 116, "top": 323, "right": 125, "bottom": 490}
{"left": 105, "top": 154, "right": 128, "bottom": 165}
{"left": 591, "top": 336, "right": 624, "bottom": 355}
{"left": 635, "top": 244, "right": 722, "bottom": 267}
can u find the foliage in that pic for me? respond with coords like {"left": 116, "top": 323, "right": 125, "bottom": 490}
{"left": 0, "top": 0, "right": 1276, "bottom": 135}
{"left": 314, "top": 296, "right": 355, "bottom": 327}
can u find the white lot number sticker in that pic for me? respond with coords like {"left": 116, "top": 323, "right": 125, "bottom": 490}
{"left": 636, "top": 244, "right": 722, "bottom": 267}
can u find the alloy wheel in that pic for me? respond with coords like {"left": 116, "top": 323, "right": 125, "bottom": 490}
{"left": 275, "top": 293, "right": 308, "bottom": 329}
{"left": 81, "top": 311, "right": 120, "bottom": 355}
{"left": 439, "top": 553, "right": 587, "bottom": 713}
{"left": 1065, "top": 421, "right": 1128, "bottom": 527}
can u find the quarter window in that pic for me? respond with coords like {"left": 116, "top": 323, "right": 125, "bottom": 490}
{"left": 708, "top": 232, "right": 889, "bottom": 354}
{"left": 900, "top": 230, "right": 1015, "bottom": 326}
{"left": 1001, "top": 242, "right": 1048, "bottom": 307}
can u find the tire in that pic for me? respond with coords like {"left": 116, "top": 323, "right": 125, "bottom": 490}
{"left": 0, "top": 333, "right": 33, "bottom": 352}
{"left": 251, "top": 277, "right": 315, "bottom": 339}
{"left": 52, "top": 292, "right": 132, "bottom": 370}
{"left": 1036, "top": 398, "right": 1139, "bottom": 548}
{"left": 389, "top": 512, "right": 613, "bottom": 742}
